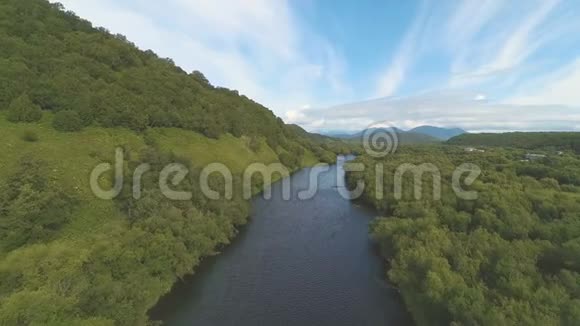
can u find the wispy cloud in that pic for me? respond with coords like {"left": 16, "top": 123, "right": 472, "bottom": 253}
{"left": 449, "top": 0, "right": 561, "bottom": 86}
{"left": 446, "top": 0, "right": 504, "bottom": 49}
{"left": 507, "top": 58, "right": 580, "bottom": 107}
{"left": 492, "top": 0, "right": 559, "bottom": 69}
{"left": 373, "top": 1, "right": 431, "bottom": 98}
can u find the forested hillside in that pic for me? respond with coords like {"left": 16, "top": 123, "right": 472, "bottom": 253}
{"left": 0, "top": 0, "right": 351, "bottom": 324}
{"left": 0, "top": 0, "right": 350, "bottom": 162}
{"left": 347, "top": 146, "right": 580, "bottom": 325}
{"left": 449, "top": 132, "right": 580, "bottom": 153}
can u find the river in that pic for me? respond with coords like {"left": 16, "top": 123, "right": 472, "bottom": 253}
{"left": 150, "top": 156, "right": 412, "bottom": 325}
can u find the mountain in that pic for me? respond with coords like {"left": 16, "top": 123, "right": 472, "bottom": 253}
{"left": 408, "top": 126, "right": 467, "bottom": 140}
{"left": 323, "top": 130, "right": 358, "bottom": 139}
{"left": 349, "top": 127, "right": 406, "bottom": 139}
{"left": 346, "top": 127, "right": 440, "bottom": 145}
{"left": 322, "top": 126, "right": 465, "bottom": 142}
{"left": 323, "top": 127, "right": 441, "bottom": 144}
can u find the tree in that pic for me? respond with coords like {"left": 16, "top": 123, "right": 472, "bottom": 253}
{"left": 191, "top": 70, "right": 211, "bottom": 87}
{"left": 249, "top": 137, "right": 261, "bottom": 153}
{"left": 0, "top": 156, "right": 76, "bottom": 252}
{"left": 6, "top": 94, "right": 42, "bottom": 123}
{"left": 52, "top": 110, "right": 84, "bottom": 132}
{"left": 279, "top": 152, "right": 299, "bottom": 170}
{"left": 0, "top": 59, "right": 34, "bottom": 109}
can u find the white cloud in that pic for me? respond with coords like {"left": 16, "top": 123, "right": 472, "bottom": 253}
{"left": 474, "top": 94, "right": 487, "bottom": 101}
{"left": 449, "top": 0, "right": 562, "bottom": 87}
{"left": 490, "top": 0, "right": 560, "bottom": 72}
{"left": 171, "top": 0, "right": 298, "bottom": 62}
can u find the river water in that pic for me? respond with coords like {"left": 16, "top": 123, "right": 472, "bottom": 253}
{"left": 150, "top": 156, "right": 412, "bottom": 325}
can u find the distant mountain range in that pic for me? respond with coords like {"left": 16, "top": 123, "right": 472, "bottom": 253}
{"left": 324, "top": 126, "right": 467, "bottom": 143}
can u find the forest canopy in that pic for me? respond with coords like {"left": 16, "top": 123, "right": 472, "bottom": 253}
{"left": 347, "top": 146, "right": 580, "bottom": 325}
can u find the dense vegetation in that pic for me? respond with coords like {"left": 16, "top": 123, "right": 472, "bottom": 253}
{"left": 347, "top": 145, "right": 580, "bottom": 325}
{"left": 0, "top": 0, "right": 354, "bottom": 324}
{"left": 449, "top": 132, "right": 580, "bottom": 153}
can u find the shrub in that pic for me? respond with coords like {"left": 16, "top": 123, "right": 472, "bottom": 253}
{"left": 52, "top": 110, "right": 83, "bottom": 132}
{"left": 20, "top": 130, "right": 39, "bottom": 142}
{"left": 249, "top": 137, "right": 261, "bottom": 153}
{"left": 279, "top": 152, "right": 299, "bottom": 169}
{"left": 6, "top": 95, "right": 42, "bottom": 123}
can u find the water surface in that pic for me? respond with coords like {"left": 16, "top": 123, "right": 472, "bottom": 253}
{"left": 151, "top": 157, "right": 411, "bottom": 325}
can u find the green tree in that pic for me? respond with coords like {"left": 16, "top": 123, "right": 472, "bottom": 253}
{"left": 249, "top": 137, "right": 261, "bottom": 153}
{"left": 0, "top": 156, "right": 76, "bottom": 252}
{"left": 52, "top": 110, "right": 84, "bottom": 132}
{"left": 6, "top": 94, "right": 42, "bottom": 123}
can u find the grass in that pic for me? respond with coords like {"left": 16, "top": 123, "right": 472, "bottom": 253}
{"left": 148, "top": 128, "right": 280, "bottom": 173}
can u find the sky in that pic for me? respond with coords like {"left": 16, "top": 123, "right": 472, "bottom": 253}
{"left": 54, "top": 0, "right": 580, "bottom": 133}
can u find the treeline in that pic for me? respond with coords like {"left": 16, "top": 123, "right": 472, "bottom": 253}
{"left": 0, "top": 0, "right": 352, "bottom": 164}
{"left": 347, "top": 146, "right": 580, "bottom": 325}
{"left": 448, "top": 132, "right": 580, "bottom": 153}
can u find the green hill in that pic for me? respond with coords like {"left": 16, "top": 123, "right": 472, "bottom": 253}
{"left": 409, "top": 125, "right": 466, "bottom": 140}
{"left": 344, "top": 128, "right": 441, "bottom": 146}
{"left": 0, "top": 0, "right": 353, "bottom": 324}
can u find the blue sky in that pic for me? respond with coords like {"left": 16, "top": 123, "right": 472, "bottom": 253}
{"left": 55, "top": 0, "right": 580, "bottom": 132}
